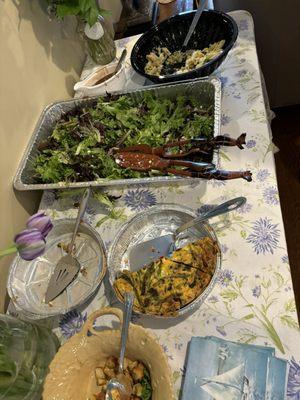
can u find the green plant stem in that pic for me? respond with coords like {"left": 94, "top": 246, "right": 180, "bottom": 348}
{"left": 234, "top": 284, "right": 285, "bottom": 353}
{"left": 0, "top": 245, "right": 17, "bottom": 259}
{"left": 203, "top": 303, "right": 261, "bottom": 330}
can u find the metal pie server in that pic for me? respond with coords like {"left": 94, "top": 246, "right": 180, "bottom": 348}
{"left": 45, "top": 187, "right": 91, "bottom": 303}
{"left": 129, "top": 197, "right": 246, "bottom": 271}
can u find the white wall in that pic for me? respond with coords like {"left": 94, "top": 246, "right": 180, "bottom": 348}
{"left": 0, "top": 0, "right": 86, "bottom": 311}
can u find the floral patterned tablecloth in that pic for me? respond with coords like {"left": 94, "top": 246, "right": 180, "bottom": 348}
{"left": 38, "top": 10, "right": 300, "bottom": 399}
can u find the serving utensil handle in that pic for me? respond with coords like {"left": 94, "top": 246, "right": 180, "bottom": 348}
{"left": 119, "top": 292, "right": 134, "bottom": 374}
{"left": 68, "top": 187, "right": 91, "bottom": 254}
{"left": 168, "top": 159, "right": 215, "bottom": 172}
{"left": 115, "top": 48, "right": 127, "bottom": 75}
{"left": 175, "top": 197, "right": 247, "bottom": 235}
{"left": 182, "top": 0, "right": 208, "bottom": 50}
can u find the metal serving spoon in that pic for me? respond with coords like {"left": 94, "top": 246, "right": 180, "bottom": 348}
{"left": 160, "top": 0, "right": 208, "bottom": 76}
{"left": 181, "top": 0, "right": 208, "bottom": 52}
{"left": 114, "top": 48, "right": 127, "bottom": 75}
{"left": 106, "top": 292, "right": 134, "bottom": 400}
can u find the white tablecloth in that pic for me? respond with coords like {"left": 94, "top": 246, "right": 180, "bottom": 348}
{"left": 33, "top": 10, "right": 300, "bottom": 398}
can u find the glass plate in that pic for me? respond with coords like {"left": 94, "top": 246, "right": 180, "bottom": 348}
{"left": 7, "top": 219, "right": 106, "bottom": 319}
{"left": 108, "top": 204, "right": 221, "bottom": 318}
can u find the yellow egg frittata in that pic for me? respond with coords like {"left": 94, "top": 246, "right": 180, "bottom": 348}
{"left": 114, "top": 237, "right": 219, "bottom": 317}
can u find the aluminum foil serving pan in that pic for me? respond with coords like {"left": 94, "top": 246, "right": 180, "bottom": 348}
{"left": 108, "top": 204, "right": 221, "bottom": 318}
{"left": 14, "top": 78, "right": 221, "bottom": 191}
{"left": 7, "top": 219, "right": 106, "bottom": 319}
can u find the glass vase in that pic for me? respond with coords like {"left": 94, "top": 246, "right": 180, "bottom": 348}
{"left": 0, "top": 314, "right": 59, "bottom": 400}
{"left": 83, "top": 16, "right": 116, "bottom": 65}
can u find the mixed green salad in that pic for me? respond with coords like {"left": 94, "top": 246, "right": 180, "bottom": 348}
{"left": 34, "top": 93, "right": 214, "bottom": 183}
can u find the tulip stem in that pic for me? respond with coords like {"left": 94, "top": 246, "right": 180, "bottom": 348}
{"left": 0, "top": 245, "right": 17, "bottom": 259}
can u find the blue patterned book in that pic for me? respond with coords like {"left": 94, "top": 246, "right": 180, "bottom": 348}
{"left": 181, "top": 336, "right": 288, "bottom": 400}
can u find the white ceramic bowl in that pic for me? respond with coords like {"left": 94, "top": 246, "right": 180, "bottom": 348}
{"left": 74, "top": 62, "right": 126, "bottom": 97}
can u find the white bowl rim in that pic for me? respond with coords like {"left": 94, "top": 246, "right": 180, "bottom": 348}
{"left": 75, "top": 62, "right": 126, "bottom": 90}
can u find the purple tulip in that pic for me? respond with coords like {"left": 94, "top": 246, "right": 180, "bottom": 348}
{"left": 14, "top": 229, "right": 46, "bottom": 261}
{"left": 26, "top": 212, "right": 53, "bottom": 238}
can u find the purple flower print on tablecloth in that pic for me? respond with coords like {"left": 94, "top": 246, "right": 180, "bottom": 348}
{"left": 124, "top": 188, "right": 157, "bottom": 211}
{"left": 252, "top": 285, "right": 261, "bottom": 298}
{"left": 221, "top": 244, "right": 229, "bottom": 254}
{"left": 175, "top": 342, "right": 183, "bottom": 351}
{"left": 235, "top": 69, "right": 248, "bottom": 78}
{"left": 246, "top": 139, "right": 256, "bottom": 149}
{"left": 256, "top": 169, "right": 270, "bottom": 182}
{"left": 247, "top": 218, "right": 280, "bottom": 254}
{"left": 207, "top": 180, "right": 226, "bottom": 188}
{"left": 218, "top": 269, "right": 234, "bottom": 287}
{"left": 208, "top": 296, "right": 219, "bottom": 303}
{"left": 221, "top": 113, "right": 231, "bottom": 125}
{"left": 162, "top": 345, "right": 174, "bottom": 360}
{"left": 219, "top": 76, "right": 228, "bottom": 86}
{"left": 216, "top": 326, "right": 227, "bottom": 336}
{"left": 236, "top": 202, "right": 252, "bottom": 214}
{"left": 263, "top": 186, "right": 279, "bottom": 206}
{"left": 287, "top": 358, "right": 300, "bottom": 399}
{"left": 59, "top": 309, "right": 87, "bottom": 338}
{"left": 282, "top": 254, "right": 289, "bottom": 264}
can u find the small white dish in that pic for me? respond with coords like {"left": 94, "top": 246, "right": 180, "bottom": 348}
{"left": 74, "top": 62, "right": 126, "bottom": 97}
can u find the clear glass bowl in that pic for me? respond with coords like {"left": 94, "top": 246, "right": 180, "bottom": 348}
{"left": 0, "top": 314, "right": 59, "bottom": 400}
{"left": 108, "top": 204, "right": 221, "bottom": 318}
{"left": 7, "top": 219, "right": 106, "bottom": 319}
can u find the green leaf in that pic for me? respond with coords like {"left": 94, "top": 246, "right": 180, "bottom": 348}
{"left": 280, "top": 315, "right": 299, "bottom": 329}
{"left": 219, "top": 150, "right": 231, "bottom": 162}
{"left": 221, "top": 289, "right": 238, "bottom": 302}
{"left": 261, "top": 279, "right": 271, "bottom": 289}
{"left": 96, "top": 215, "right": 110, "bottom": 227}
{"left": 258, "top": 311, "right": 285, "bottom": 354}
{"left": 34, "top": 94, "right": 214, "bottom": 183}
{"left": 87, "top": 3, "right": 99, "bottom": 26}
{"left": 285, "top": 299, "right": 296, "bottom": 313}
{"left": 242, "top": 313, "right": 255, "bottom": 320}
{"left": 98, "top": 8, "right": 111, "bottom": 17}
{"left": 79, "top": 0, "right": 90, "bottom": 13}
{"left": 240, "top": 230, "right": 247, "bottom": 239}
{"left": 93, "top": 192, "right": 113, "bottom": 208}
{"left": 140, "top": 369, "right": 152, "bottom": 400}
{"left": 56, "top": 3, "right": 80, "bottom": 18}
{"left": 238, "top": 330, "right": 257, "bottom": 344}
{"left": 273, "top": 272, "right": 284, "bottom": 287}
{"left": 235, "top": 276, "right": 246, "bottom": 288}
{"left": 108, "top": 208, "right": 126, "bottom": 221}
